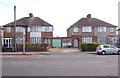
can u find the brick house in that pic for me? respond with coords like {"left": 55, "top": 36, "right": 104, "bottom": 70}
{"left": 67, "top": 14, "right": 117, "bottom": 47}
{"left": 2, "top": 13, "right": 53, "bottom": 49}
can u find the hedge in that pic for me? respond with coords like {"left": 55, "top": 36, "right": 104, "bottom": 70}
{"left": 81, "top": 42, "right": 107, "bottom": 51}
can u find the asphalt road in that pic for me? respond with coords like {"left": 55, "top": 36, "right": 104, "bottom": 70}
{"left": 2, "top": 51, "right": 118, "bottom": 76}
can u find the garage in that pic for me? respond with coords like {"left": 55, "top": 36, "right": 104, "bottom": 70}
{"left": 52, "top": 39, "right": 61, "bottom": 48}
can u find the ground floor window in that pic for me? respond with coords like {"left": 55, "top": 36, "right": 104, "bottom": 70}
{"left": 44, "top": 38, "right": 51, "bottom": 46}
{"left": 98, "top": 37, "right": 106, "bottom": 43}
{"left": 16, "top": 37, "right": 23, "bottom": 44}
{"left": 82, "top": 37, "right": 92, "bottom": 43}
{"left": 30, "top": 37, "right": 41, "bottom": 44}
{"left": 2, "top": 38, "right": 12, "bottom": 48}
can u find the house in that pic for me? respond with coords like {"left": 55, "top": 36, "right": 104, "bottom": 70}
{"left": 0, "top": 26, "right": 3, "bottom": 52}
{"left": 118, "top": 28, "right": 120, "bottom": 42}
{"left": 2, "top": 13, "right": 53, "bottom": 50}
{"left": 67, "top": 14, "right": 117, "bottom": 47}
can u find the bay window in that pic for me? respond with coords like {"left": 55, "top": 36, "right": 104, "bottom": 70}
{"left": 30, "top": 37, "right": 41, "bottom": 44}
{"left": 82, "top": 37, "right": 92, "bottom": 43}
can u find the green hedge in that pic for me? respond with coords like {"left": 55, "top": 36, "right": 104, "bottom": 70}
{"left": 81, "top": 42, "right": 107, "bottom": 51}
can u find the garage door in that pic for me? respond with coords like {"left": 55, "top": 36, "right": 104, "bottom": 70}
{"left": 52, "top": 39, "right": 61, "bottom": 48}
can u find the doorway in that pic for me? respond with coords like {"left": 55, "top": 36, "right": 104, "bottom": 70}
{"left": 74, "top": 39, "right": 79, "bottom": 47}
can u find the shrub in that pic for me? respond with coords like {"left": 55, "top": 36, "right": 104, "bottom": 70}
{"left": 81, "top": 42, "right": 107, "bottom": 51}
{"left": 25, "top": 42, "right": 33, "bottom": 48}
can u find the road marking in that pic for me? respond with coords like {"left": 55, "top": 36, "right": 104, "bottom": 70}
{"left": 76, "top": 61, "right": 105, "bottom": 63}
{"left": 11, "top": 62, "right": 37, "bottom": 64}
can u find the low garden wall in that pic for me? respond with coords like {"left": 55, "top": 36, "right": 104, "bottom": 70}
{"left": 2, "top": 43, "right": 49, "bottom": 52}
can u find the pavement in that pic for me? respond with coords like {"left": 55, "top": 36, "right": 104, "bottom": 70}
{"left": 0, "top": 48, "right": 80, "bottom": 55}
{"left": 0, "top": 52, "right": 50, "bottom": 55}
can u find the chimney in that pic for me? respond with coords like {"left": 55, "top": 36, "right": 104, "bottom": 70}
{"left": 29, "top": 13, "right": 33, "bottom": 18}
{"left": 87, "top": 14, "right": 91, "bottom": 18}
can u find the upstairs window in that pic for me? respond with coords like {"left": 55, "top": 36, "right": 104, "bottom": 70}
{"left": 82, "top": 26, "right": 92, "bottom": 32}
{"left": 110, "top": 28, "right": 114, "bottom": 32}
{"left": 6, "top": 27, "right": 11, "bottom": 33}
{"left": 30, "top": 27, "right": 41, "bottom": 32}
{"left": 74, "top": 27, "right": 78, "bottom": 32}
{"left": 45, "top": 27, "right": 49, "bottom": 32}
{"left": 98, "top": 27, "right": 106, "bottom": 32}
{"left": 16, "top": 27, "right": 23, "bottom": 32}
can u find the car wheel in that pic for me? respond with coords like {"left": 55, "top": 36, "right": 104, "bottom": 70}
{"left": 101, "top": 51, "right": 106, "bottom": 55}
{"left": 117, "top": 51, "right": 120, "bottom": 55}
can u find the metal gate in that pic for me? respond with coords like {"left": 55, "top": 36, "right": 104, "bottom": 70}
{"left": 52, "top": 39, "right": 61, "bottom": 48}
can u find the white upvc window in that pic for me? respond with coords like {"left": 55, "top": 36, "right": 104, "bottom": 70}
{"left": 30, "top": 26, "right": 41, "bottom": 32}
{"left": 74, "top": 27, "right": 78, "bottom": 32}
{"left": 110, "top": 27, "right": 114, "bottom": 32}
{"left": 45, "top": 27, "right": 49, "bottom": 32}
{"left": 6, "top": 27, "right": 11, "bottom": 33}
{"left": 30, "top": 37, "right": 41, "bottom": 44}
{"left": 2, "top": 38, "right": 12, "bottom": 47}
{"left": 82, "top": 26, "right": 92, "bottom": 32}
{"left": 16, "top": 27, "right": 23, "bottom": 32}
{"left": 82, "top": 37, "right": 92, "bottom": 43}
{"left": 98, "top": 27, "right": 106, "bottom": 32}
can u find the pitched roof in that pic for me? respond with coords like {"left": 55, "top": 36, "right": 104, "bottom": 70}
{"left": 67, "top": 14, "right": 117, "bottom": 30}
{"left": 3, "top": 15, "right": 52, "bottom": 27}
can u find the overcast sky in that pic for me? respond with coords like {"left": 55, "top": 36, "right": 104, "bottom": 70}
{"left": 0, "top": 0, "right": 119, "bottom": 37}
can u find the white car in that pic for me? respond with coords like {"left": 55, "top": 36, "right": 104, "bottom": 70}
{"left": 96, "top": 45, "right": 120, "bottom": 55}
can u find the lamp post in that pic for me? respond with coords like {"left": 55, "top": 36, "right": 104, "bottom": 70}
{"left": 23, "top": 28, "right": 25, "bottom": 54}
{"left": 14, "top": 6, "right": 16, "bottom": 52}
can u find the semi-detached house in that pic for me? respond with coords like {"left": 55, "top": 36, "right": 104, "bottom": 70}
{"left": 67, "top": 14, "right": 118, "bottom": 47}
{"left": 2, "top": 13, "right": 53, "bottom": 49}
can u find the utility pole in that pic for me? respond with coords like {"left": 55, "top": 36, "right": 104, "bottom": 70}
{"left": 14, "top": 6, "right": 16, "bottom": 52}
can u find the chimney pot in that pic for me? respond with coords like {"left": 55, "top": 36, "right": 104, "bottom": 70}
{"left": 87, "top": 14, "right": 91, "bottom": 18}
{"left": 29, "top": 13, "right": 33, "bottom": 18}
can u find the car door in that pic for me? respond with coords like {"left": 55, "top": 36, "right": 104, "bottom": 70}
{"left": 110, "top": 45, "right": 118, "bottom": 54}
{"left": 103, "top": 45, "right": 110, "bottom": 54}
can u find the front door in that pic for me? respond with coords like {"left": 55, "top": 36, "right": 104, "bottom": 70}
{"left": 74, "top": 39, "right": 79, "bottom": 47}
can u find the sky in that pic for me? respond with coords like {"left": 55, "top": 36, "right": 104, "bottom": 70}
{"left": 0, "top": 0, "right": 119, "bottom": 37}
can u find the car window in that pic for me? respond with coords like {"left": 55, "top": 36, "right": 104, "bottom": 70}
{"left": 110, "top": 45, "right": 116, "bottom": 49}
{"left": 103, "top": 45, "right": 109, "bottom": 48}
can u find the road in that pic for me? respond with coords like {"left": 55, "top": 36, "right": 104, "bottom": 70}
{"left": 2, "top": 51, "right": 118, "bottom": 76}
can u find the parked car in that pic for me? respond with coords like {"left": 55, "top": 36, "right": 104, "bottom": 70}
{"left": 96, "top": 45, "right": 120, "bottom": 55}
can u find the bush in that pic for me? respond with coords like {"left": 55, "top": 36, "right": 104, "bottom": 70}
{"left": 81, "top": 42, "right": 107, "bottom": 51}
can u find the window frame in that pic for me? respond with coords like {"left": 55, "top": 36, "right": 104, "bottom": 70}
{"left": 82, "top": 37, "right": 92, "bottom": 43}
{"left": 6, "top": 27, "right": 11, "bottom": 33}
{"left": 110, "top": 27, "right": 114, "bottom": 32}
{"left": 82, "top": 26, "right": 92, "bottom": 32}
{"left": 16, "top": 27, "right": 23, "bottom": 32}
{"left": 97, "top": 27, "right": 106, "bottom": 32}
{"left": 74, "top": 27, "right": 78, "bottom": 32}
